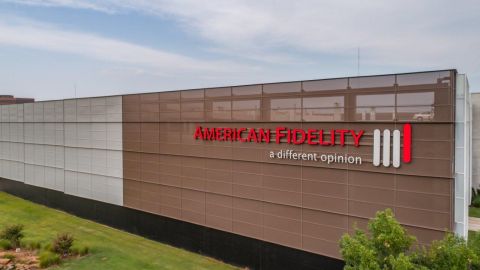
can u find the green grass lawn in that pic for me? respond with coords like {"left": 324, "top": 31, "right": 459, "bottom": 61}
{"left": 470, "top": 207, "right": 480, "bottom": 218}
{"left": 0, "top": 192, "right": 239, "bottom": 270}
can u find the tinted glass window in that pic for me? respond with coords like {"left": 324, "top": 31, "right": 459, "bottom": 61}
{"left": 356, "top": 94, "right": 395, "bottom": 107}
{"left": 303, "top": 96, "right": 344, "bottom": 108}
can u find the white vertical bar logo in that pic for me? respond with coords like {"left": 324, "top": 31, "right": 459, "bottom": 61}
{"left": 373, "top": 129, "right": 381, "bottom": 166}
{"left": 392, "top": 130, "right": 401, "bottom": 168}
{"left": 373, "top": 125, "right": 410, "bottom": 168}
{"left": 382, "top": 129, "right": 391, "bottom": 167}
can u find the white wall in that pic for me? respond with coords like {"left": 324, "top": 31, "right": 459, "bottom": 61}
{"left": 0, "top": 96, "right": 123, "bottom": 206}
{"left": 471, "top": 93, "right": 480, "bottom": 192}
{"left": 454, "top": 74, "right": 472, "bottom": 238}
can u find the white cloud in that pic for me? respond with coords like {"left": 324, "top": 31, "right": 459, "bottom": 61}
{"left": 5, "top": 0, "right": 480, "bottom": 70}
{"left": 2, "top": 0, "right": 480, "bottom": 93}
{"left": 0, "top": 16, "right": 251, "bottom": 75}
{"left": 3, "top": 0, "right": 115, "bottom": 13}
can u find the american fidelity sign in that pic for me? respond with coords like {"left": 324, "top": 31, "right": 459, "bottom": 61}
{"left": 193, "top": 124, "right": 412, "bottom": 168}
{"left": 193, "top": 126, "right": 364, "bottom": 146}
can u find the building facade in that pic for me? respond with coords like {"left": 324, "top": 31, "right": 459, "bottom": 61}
{"left": 472, "top": 93, "right": 480, "bottom": 192}
{"left": 0, "top": 70, "right": 472, "bottom": 270}
{"left": 0, "top": 95, "right": 34, "bottom": 105}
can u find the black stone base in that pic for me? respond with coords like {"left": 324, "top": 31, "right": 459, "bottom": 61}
{"left": 0, "top": 178, "right": 344, "bottom": 270}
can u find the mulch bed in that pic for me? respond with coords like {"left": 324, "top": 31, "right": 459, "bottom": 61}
{"left": 0, "top": 249, "right": 39, "bottom": 270}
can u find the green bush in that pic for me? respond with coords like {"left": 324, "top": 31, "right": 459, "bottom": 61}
{"left": 340, "top": 209, "right": 418, "bottom": 270}
{"left": 417, "top": 233, "right": 478, "bottom": 270}
{"left": 340, "top": 229, "right": 381, "bottom": 270}
{"left": 469, "top": 232, "right": 480, "bottom": 270}
{"left": 39, "top": 251, "right": 61, "bottom": 268}
{"left": 0, "top": 224, "right": 24, "bottom": 248}
{"left": 469, "top": 231, "right": 480, "bottom": 251}
{"left": 0, "top": 239, "right": 12, "bottom": 250}
{"left": 340, "top": 209, "right": 480, "bottom": 270}
{"left": 52, "top": 233, "right": 74, "bottom": 256}
{"left": 387, "top": 253, "right": 422, "bottom": 270}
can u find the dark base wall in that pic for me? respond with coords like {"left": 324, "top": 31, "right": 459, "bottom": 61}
{"left": 0, "top": 178, "right": 344, "bottom": 270}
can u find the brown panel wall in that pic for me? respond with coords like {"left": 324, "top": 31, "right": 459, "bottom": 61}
{"left": 122, "top": 70, "right": 455, "bottom": 259}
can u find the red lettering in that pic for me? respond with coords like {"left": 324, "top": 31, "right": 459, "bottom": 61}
{"left": 276, "top": 127, "right": 286, "bottom": 144}
{"left": 232, "top": 128, "right": 237, "bottom": 141}
{"left": 258, "top": 129, "right": 270, "bottom": 143}
{"left": 194, "top": 126, "right": 203, "bottom": 140}
{"left": 329, "top": 129, "right": 335, "bottom": 146}
{"left": 203, "top": 128, "right": 215, "bottom": 141}
{"left": 336, "top": 129, "right": 349, "bottom": 146}
{"left": 194, "top": 126, "right": 365, "bottom": 147}
{"left": 350, "top": 130, "right": 364, "bottom": 147}
{"left": 293, "top": 129, "right": 306, "bottom": 145}
{"left": 287, "top": 128, "right": 292, "bottom": 144}
{"left": 224, "top": 128, "right": 233, "bottom": 141}
{"left": 215, "top": 128, "right": 224, "bottom": 141}
{"left": 307, "top": 129, "right": 318, "bottom": 145}
{"left": 318, "top": 130, "right": 331, "bottom": 146}
{"left": 238, "top": 128, "right": 247, "bottom": 142}
{"left": 247, "top": 128, "right": 259, "bottom": 143}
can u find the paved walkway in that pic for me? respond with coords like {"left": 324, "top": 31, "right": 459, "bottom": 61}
{"left": 470, "top": 217, "right": 480, "bottom": 231}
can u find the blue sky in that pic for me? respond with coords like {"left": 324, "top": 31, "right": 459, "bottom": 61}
{"left": 0, "top": 0, "right": 479, "bottom": 100}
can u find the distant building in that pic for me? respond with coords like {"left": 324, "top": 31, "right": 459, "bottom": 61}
{"left": 0, "top": 95, "right": 34, "bottom": 105}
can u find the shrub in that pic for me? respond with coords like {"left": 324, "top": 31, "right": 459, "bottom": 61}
{"left": 52, "top": 233, "right": 74, "bottom": 256}
{"left": 417, "top": 233, "right": 478, "bottom": 270}
{"left": 340, "top": 209, "right": 480, "bottom": 270}
{"left": 469, "top": 232, "right": 480, "bottom": 270}
{"left": 387, "top": 253, "right": 423, "bottom": 270}
{"left": 340, "top": 209, "right": 418, "bottom": 270}
{"left": 340, "top": 229, "right": 381, "bottom": 270}
{"left": 0, "top": 224, "right": 24, "bottom": 248}
{"left": 0, "top": 239, "right": 12, "bottom": 250}
{"left": 39, "top": 251, "right": 61, "bottom": 268}
{"left": 469, "top": 231, "right": 480, "bottom": 251}
{"left": 368, "top": 209, "right": 416, "bottom": 259}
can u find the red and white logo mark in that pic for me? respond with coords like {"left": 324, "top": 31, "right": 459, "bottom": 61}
{"left": 373, "top": 123, "right": 412, "bottom": 168}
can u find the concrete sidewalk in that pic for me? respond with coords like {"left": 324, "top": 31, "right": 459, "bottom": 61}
{"left": 470, "top": 217, "right": 480, "bottom": 231}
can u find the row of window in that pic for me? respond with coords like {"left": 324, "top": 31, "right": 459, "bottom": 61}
{"left": 126, "top": 105, "right": 444, "bottom": 122}
{"left": 129, "top": 71, "right": 451, "bottom": 100}
{"left": 129, "top": 91, "right": 441, "bottom": 113}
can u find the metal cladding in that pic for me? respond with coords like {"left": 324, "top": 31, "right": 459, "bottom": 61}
{"left": 0, "top": 97, "right": 123, "bottom": 205}
{"left": 0, "top": 70, "right": 467, "bottom": 261}
{"left": 121, "top": 70, "right": 458, "bottom": 259}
